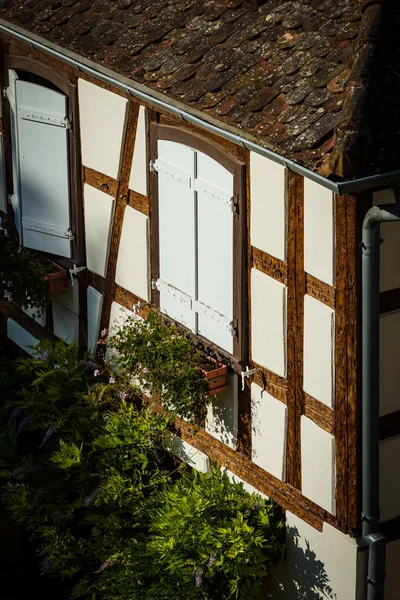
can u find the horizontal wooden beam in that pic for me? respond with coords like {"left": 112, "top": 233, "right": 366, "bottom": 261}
{"left": 129, "top": 190, "right": 150, "bottom": 217}
{"left": 305, "top": 273, "right": 335, "bottom": 309}
{"left": 303, "top": 393, "right": 335, "bottom": 434}
{"left": 251, "top": 247, "right": 287, "bottom": 285}
{"left": 84, "top": 166, "right": 119, "bottom": 198}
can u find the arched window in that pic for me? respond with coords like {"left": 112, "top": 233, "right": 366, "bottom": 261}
{"left": 150, "top": 124, "right": 246, "bottom": 366}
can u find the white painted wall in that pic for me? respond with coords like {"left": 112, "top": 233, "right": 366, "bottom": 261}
{"left": 115, "top": 206, "right": 150, "bottom": 301}
{"left": 7, "top": 319, "right": 39, "bottom": 355}
{"left": 303, "top": 295, "right": 335, "bottom": 408}
{"left": 87, "top": 286, "right": 103, "bottom": 356}
{"left": 128, "top": 105, "right": 148, "bottom": 196}
{"left": 373, "top": 189, "right": 400, "bottom": 292}
{"left": 380, "top": 435, "right": 400, "bottom": 522}
{"left": 380, "top": 311, "right": 400, "bottom": 416}
{"left": 52, "top": 279, "right": 80, "bottom": 345}
{"left": 0, "top": 133, "right": 7, "bottom": 213}
{"left": 84, "top": 184, "right": 115, "bottom": 278}
{"left": 304, "top": 178, "right": 335, "bottom": 286}
{"left": 78, "top": 79, "right": 128, "bottom": 179}
{"left": 301, "top": 416, "right": 336, "bottom": 514}
{"left": 22, "top": 305, "right": 46, "bottom": 327}
{"left": 250, "top": 152, "right": 286, "bottom": 261}
{"left": 221, "top": 467, "right": 269, "bottom": 499}
{"left": 163, "top": 431, "right": 210, "bottom": 472}
{"left": 267, "top": 512, "right": 359, "bottom": 599}
{"left": 251, "top": 268, "right": 287, "bottom": 377}
{"left": 108, "top": 301, "right": 135, "bottom": 337}
{"left": 385, "top": 540, "right": 400, "bottom": 600}
{"left": 205, "top": 373, "right": 238, "bottom": 450}
{"left": 251, "top": 382, "right": 287, "bottom": 480}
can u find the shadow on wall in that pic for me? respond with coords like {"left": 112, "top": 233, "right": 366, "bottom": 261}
{"left": 264, "top": 526, "right": 336, "bottom": 600}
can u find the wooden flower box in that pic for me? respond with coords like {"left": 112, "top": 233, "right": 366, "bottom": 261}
{"left": 199, "top": 354, "right": 229, "bottom": 396}
{"left": 42, "top": 258, "right": 68, "bottom": 295}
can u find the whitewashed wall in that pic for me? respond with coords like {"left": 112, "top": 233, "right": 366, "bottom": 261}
{"left": 84, "top": 184, "right": 115, "bottom": 278}
{"left": 373, "top": 189, "right": 400, "bottom": 292}
{"left": 267, "top": 512, "right": 360, "bottom": 600}
{"left": 115, "top": 206, "right": 150, "bottom": 301}
{"left": 250, "top": 152, "right": 286, "bottom": 261}
{"left": 379, "top": 435, "right": 400, "bottom": 522}
{"left": 7, "top": 319, "right": 39, "bottom": 355}
{"left": 251, "top": 383, "right": 287, "bottom": 480}
{"left": 52, "top": 280, "right": 79, "bottom": 345}
{"left": 78, "top": 79, "right": 128, "bottom": 179}
{"left": 87, "top": 286, "right": 103, "bottom": 356}
{"left": 380, "top": 311, "right": 400, "bottom": 416}
{"left": 205, "top": 373, "right": 238, "bottom": 449}
{"left": 303, "top": 295, "right": 335, "bottom": 408}
{"left": 163, "top": 431, "right": 210, "bottom": 473}
{"left": 251, "top": 268, "right": 287, "bottom": 377}
{"left": 301, "top": 416, "right": 336, "bottom": 514}
{"left": 129, "top": 105, "right": 148, "bottom": 196}
{"left": 304, "top": 178, "right": 335, "bottom": 286}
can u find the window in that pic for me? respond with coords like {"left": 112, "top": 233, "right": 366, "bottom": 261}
{"left": 151, "top": 125, "right": 246, "bottom": 365}
{"left": 4, "top": 59, "right": 81, "bottom": 263}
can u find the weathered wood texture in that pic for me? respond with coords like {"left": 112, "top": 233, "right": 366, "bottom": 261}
{"left": 305, "top": 273, "right": 335, "bottom": 309}
{"left": 251, "top": 247, "right": 287, "bottom": 285}
{"left": 285, "top": 170, "right": 305, "bottom": 491}
{"left": 303, "top": 393, "right": 335, "bottom": 434}
{"left": 83, "top": 167, "right": 119, "bottom": 198}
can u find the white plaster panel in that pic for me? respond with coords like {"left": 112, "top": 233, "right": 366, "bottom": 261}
{"left": 7, "top": 319, "right": 39, "bottom": 356}
{"left": 251, "top": 268, "right": 287, "bottom": 377}
{"left": 205, "top": 373, "right": 238, "bottom": 449}
{"left": 304, "top": 178, "right": 335, "bottom": 286}
{"left": 87, "top": 286, "right": 103, "bottom": 356}
{"left": 53, "top": 302, "right": 79, "bottom": 345}
{"left": 385, "top": 540, "right": 400, "bottom": 600}
{"left": 380, "top": 436, "right": 400, "bottom": 522}
{"left": 115, "top": 206, "right": 150, "bottom": 301}
{"left": 268, "top": 512, "right": 359, "bottom": 600}
{"left": 53, "top": 279, "right": 79, "bottom": 315}
{"left": 128, "top": 105, "right": 147, "bottom": 195}
{"left": 106, "top": 301, "right": 136, "bottom": 362}
{"left": 221, "top": 467, "right": 269, "bottom": 499}
{"left": 380, "top": 311, "right": 400, "bottom": 416}
{"left": 373, "top": 189, "right": 400, "bottom": 292}
{"left": 84, "top": 184, "right": 115, "bottom": 278}
{"left": 250, "top": 152, "right": 286, "bottom": 260}
{"left": 251, "top": 382, "right": 287, "bottom": 480}
{"left": 303, "top": 294, "right": 335, "bottom": 408}
{"left": 78, "top": 79, "right": 128, "bottom": 179}
{"left": 163, "top": 431, "right": 210, "bottom": 473}
{"left": 301, "top": 416, "right": 336, "bottom": 514}
{"left": 22, "top": 305, "right": 46, "bottom": 327}
{"left": 0, "top": 133, "right": 7, "bottom": 213}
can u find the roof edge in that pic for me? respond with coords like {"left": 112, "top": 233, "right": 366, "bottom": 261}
{"left": 330, "top": 0, "right": 387, "bottom": 178}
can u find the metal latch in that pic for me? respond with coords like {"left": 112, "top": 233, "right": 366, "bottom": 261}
{"left": 149, "top": 160, "right": 158, "bottom": 172}
{"left": 69, "top": 264, "right": 86, "bottom": 285}
{"left": 240, "top": 365, "right": 261, "bottom": 391}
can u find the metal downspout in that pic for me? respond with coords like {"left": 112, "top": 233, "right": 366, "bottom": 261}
{"left": 362, "top": 201, "right": 400, "bottom": 600}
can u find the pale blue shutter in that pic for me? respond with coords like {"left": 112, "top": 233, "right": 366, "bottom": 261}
{"left": 6, "top": 70, "right": 22, "bottom": 236}
{"left": 194, "top": 151, "right": 234, "bottom": 353}
{"left": 15, "top": 80, "right": 71, "bottom": 257}
{"left": 0, "top": 133, "right": 6, "bottom": 213}
{"left": 156, "top": 140, "right": 195, "bottom": 330}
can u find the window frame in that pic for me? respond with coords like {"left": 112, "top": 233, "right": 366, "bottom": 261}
{"left": 3, "top": 54, "right": 84, "bottom": 267}
{"left": 150, "top": 123, "right": 247, "bottom": 373}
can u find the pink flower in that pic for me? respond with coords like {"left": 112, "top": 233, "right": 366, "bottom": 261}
{"left": 109, "top": 377, "right": 115, "bottom": 384}
{"left": 94, "top": 370, "right": 100, "bottom": 377}
{"left": 111, "top": 348, "right": 120, "bottom": 356}
{"left": 142, "top": 367, "right": 149, "bottom": 374}
{"left": 118, "top": 391, "right": 127, "bottom": 400}
{"left": 101, "top": 328, "right": 108, "bottom": 338}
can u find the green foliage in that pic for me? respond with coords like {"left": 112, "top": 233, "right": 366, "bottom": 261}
{"left": 106, "top": 310, "right": 210, "bottom": 423}
{"left": 0, "top": 340, "right": 282, "bottom": 600}
{"left": 0, "top": 228, "right": 49, "bottom": 316}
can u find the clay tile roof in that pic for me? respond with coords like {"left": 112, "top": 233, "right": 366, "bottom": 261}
{"left": 0, "top": 0, "right": 396, "bottom": 179}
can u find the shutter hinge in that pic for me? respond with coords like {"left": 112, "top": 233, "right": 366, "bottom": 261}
{"left": 230, "top": 318, "right": 239, "bottom": 340}
{"left": 231, "top": 193, "right": 239, "bottom": 216}
{"left": 68, "top": 228, "right": 75, "bottom": 241}
{"left": 65, "top": 118, "right": 71, "bottom": 130}
{"left": 151, "top": 279, "right": 159, "bottom": 290}
{"left": 149, "top": 160, "right": 158, "bottom": 173}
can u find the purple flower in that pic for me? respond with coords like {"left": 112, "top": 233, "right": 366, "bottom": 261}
{"left": 142, "top": 367, "right": 149, "bottom": 374}
{"left": 85, "top": 487, "right": 100, "bottom": 507}
{"left": 194, "top": 569, "right": 203, "bottom": 588}
{"left": 3, "top": 290, "right": 12, "bottom": 301}
{"left": 40, "top": 426, "right": 55, "bottom": 448}
{"left": 16, "top": 416, "right": 30, "bottom": 436}
{"left": 207, "top": 554, "right": 216, "bottom": 569}
{"left": 96, "top": 558, "right": 116, "bottom": 573}
{"left": 101, "top": 328, "right": 108, "bottom": 338}
{"left": 118, "top": 391, "right": 127, "bottom": 400}
{"left": 8, "top": 406, "right": 22, "bottom": 424}
{"left": 10, "top": 467, "right": 24, "bottom": 477}
{"left": 40, "top": 348, "right": 51, "bottom": 361}
{"left": 94, "top": 369, "right": 100, "bottom": 377}
{"left": 40, "top": 558, "right": 55, "bottom": 574}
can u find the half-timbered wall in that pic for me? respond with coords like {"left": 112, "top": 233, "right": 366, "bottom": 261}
{"left": 0, "top": 35, "right": 395, "bottom": 599}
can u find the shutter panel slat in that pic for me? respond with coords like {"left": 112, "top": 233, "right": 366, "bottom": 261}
{"left": 157, "top": 141, "right": 195, "bottom": 330}
{"left": 15, "top": 80, "right": 71, "bottom": 257}
{"left": 196, "top": 150, "right": 233, "bottom": 353}
{"left": 7, "top": 70, "right": 22, "bottom": 237}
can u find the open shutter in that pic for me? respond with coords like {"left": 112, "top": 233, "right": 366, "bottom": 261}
{"left": 195, "top": 151, "right": 234, "bottom": 353}
{"left": 15, "top": 80, "right": 71, "bottom": 257}
{"left": 6, "top": 70, "right": 22, "bottom": 236}
{"left": 0, "top": 133, "right": 6, "bottom": 213}
{"left": 156, "top": 140, "right": 195, "bottom": 330}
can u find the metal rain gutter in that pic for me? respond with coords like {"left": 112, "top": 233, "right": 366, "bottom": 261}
{"left": 2, "top": 19, "right": 400, "bottom": 196}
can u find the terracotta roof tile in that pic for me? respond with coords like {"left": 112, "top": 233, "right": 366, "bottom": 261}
{"left": 1, "top": 0, "right": 396, "bottom": 178}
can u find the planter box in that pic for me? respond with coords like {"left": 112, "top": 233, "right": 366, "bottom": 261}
{"left": 199, "top": 355, "right": 229, "bottom": 396}
{"left": 42, "top": 259, "right": 68, "bottom": 295}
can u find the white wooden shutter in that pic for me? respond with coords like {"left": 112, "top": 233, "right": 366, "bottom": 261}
{"left": 0, "top": 133, "right": 6, "bottom": 213}
{"left": 195, "top": 151, "right": 234, "bottom": 353}
{"left": 156, "top": 140, "right": 195, "bottom": 330}
{"left": 6, "top": 70, "right": 22, "bottom": 236}
{"left": 15, "top": 80, "right": 71, "bottom": 257}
